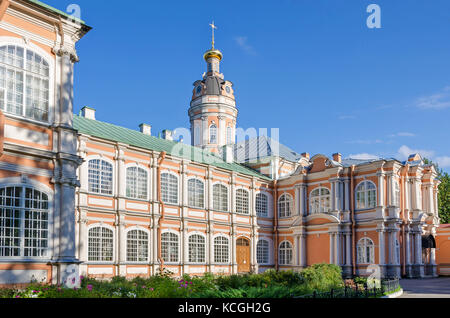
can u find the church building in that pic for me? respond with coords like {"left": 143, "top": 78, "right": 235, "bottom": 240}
{"left": 0, "top": 0, "right": 447, "bottom": 287}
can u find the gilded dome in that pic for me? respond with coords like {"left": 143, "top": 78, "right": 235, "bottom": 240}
{"left": 203, "top": 49, "right": 223, "bottom": 61}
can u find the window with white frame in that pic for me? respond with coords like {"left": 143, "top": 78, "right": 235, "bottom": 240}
{"left": 161, "top": 173, "right": 178, "bottom": 205}
{"left": 126, "top": 167, "right": 148, "bottom": 200}
{"left": 0, "top": 45, "right": 50, "bottom": 122}
{"left": 236, "top": 189, "right": 249, "bottom": 214}
{"left": 257, "top": 239, "right": 269, "bottom": 264}
{"left": 88, "top": 226, "right": 113, "bottom": 262}
{"left": 309, "top": 187, "right": 331, "bottom": 214}
{"left": 356, "top": 238, "right": 374, "bottom": 264}
{"left": 279, "top": 241, "right": 293, "bottom": 265}
{"left": 214, "top": 236, "right": 229, "bottom": 263}
{"left": 188, "top": 179, "right": 204, "bottom": 208}
{"left": 393, "top": 180, "right": 400, "bottom": 206}
{"left": 188, "top": 234, "right": 205, "bottom": 263}
{"left": 213, "top": 184, "right": 228, "bottom": 212}
{"left": 88, "top": 159, "right": 113, "bottom": 195}
{"left": 161, "top": 232, "right": 178, "bottom": 263}
{"left": 209, "top": 124, "right": 217, "bottom": 144}
{"left": 355, "top": 181, "right": 377, "bottom": 210}
{"left": 0, "top": 186, "right": 49, "bottom": 258}
{"left": 256, "top": 193, "right": 268, "bottom": 217}
{"left": 126, "top": 229, "right": 148, "bottom": 262}
{"left": 226, "top": 126, "right": 232, "bottom": 144}
{"left": 278, "top": 194, "right": 293, "bottom": 218}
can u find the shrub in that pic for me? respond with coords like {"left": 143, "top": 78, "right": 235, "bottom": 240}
{"left": 300, "top": 264, "right": 343, "bottom": 291}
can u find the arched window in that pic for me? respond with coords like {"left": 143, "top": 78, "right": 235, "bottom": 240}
{"left": 226, "top": 126, "right": 232, "bottom": 144}
{"left": 257, "top": 239, "right": 269, "bottom": 264}
{"left": 126, "top": 167, "right": 148, "bottom": 200}
{"left": 161, "top": 173, "right": 178, "bottom": 205}
{"left": 357, "top": 238, "right": 374, "bottom": 264}
{"left": 88, "top": 226, "right": 113, "bottom": 262}
{"left": 279, "top": 241, "right": 293, "bottom": 265}
{"left": 236, "top": 189, "right": 249, "bottom": 214}
{"left": 393, "top": 180, "right": 400, "bottom": 206}
{"left": 0, "top": 45, "right": 50, "bottom": 121}
{"left": 161, "top": 232, "right": 178, "bottom": 263}
{"left": 213, "top": 184, "right": 228, "bottom": 212}
{"left": 309, "top": 187, "right": 331, "bottom": 214}
{"left": 88, "top": 159, "right": 113, "bottom": 195}
{"left": 256, "top": 193, "right": 268, "bottom": 217}
{"left": 209, "top": 124, "right": 217, "bottom": 144}
{"left": 188, "top": 179, "right": 204, "bottom": 208}
{"left": 214, "top": 236, "right": 229, "bottom": 263}
{"left": 355, "top": 181, "right": 377, "bottom": 210}
{"left": 126, "top": 229, "right": 148, "bottom": 262}
{"left": 189, "top": 234, "right": 205, "bottom": 263}
{"left": 278, "top": 194, "right": 293, "bottom": 218}
{"left": 0, "top": 186, "right": 49, "bottom": 258}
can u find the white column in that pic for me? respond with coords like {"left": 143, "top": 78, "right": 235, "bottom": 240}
{"left": 345, "top": 233, "right": 351, "bottom": 266}
{"left": 331, "top": 181, "right": 336, "bottom": 211}
{"left": 415, "top": 233, "right": 422, "bottom": 264}
{"left": 78, "top": 212, "right": 88, "bottom": 262}
{"left": 118, "top": 221, "right": 126, "bottom": 263}
{"left": 378, "top": 230, "right": 385, "bottom": 265}
{"left": 335, "top": 233, "right": 341, "bottom": 265}
{"left": 344, "top": 180, "right": 350, "bottom": 211}
{"left": 377, "top": 173, "right": 385, "bottom": 207}
{"left": 300, "top": 234, "right": 306, "bottom": 267}
{"left": 295, "top": 186, "right": 300, "bottom": 215}
{"left": 405, "top": 230, "right": 411, "bottom": 265}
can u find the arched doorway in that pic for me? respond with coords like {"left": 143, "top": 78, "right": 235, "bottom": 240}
{"left": 236, "top": 237, "right": 251, "bottom": 273}
{"left": 422, "top": 235, "right": 437, "bottom": 276}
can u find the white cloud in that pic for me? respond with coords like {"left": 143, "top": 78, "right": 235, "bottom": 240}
{"left": 338, "top": 115, "right": 356, "bottom": 120}
{"left": 234, "top": 36, "right": 257, "bottom": 56}
{"left": 348, "top": 153, "right": 380, "bottom": 160}
{"left": 388, "top": 132, "right": 416, "bottom": 138}
{"left": 397, "top": 145, "right": 435, "bottom": 161}
{"left": 415, "top": 86, "right": 450, "bottom": 110}
{"left": 436, "top": 156, "right": 450, "bottom": 168}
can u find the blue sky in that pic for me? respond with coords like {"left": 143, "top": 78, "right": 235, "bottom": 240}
{"left": 45, "top": 0, "right": 450, "bottom": 171}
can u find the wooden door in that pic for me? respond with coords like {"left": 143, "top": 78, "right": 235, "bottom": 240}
{"left": 237, "top": 238, "right": 250, "bottom": 273}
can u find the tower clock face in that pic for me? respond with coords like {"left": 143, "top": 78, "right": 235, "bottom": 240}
{"left": 196, "top": 86, "right": 202, "bottom": 95}
{"left": 226, "top": 86, "right": 231, "bottom": 94}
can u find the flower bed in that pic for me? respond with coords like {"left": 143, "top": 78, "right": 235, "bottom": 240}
{"left": 0, "top": 264, "right": 344, "bottom": 299}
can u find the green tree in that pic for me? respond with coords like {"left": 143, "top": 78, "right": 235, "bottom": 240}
{"left": 423, "top": 158, "right": 450, "bottom": 223}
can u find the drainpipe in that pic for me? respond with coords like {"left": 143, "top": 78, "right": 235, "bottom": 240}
{"left": 273, "top": 180, "right": 279, "bottom": 271}
{"left": 400, "top": 166, "right": 408, "bottom": 277}
{"left": 157, "top": 152, "right": 167, "bottom": 273}
{"left": 350, "top": 165, "right": 356, "bottom": 276}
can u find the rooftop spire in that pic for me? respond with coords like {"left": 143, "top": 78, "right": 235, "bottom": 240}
{"left": 209, "top": 21, "right": 217, "bottom": 49}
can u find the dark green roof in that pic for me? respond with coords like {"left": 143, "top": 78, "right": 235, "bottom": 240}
{"left": 73, "top": 115, "right": 272, "bottom": 181}
{"left": 27, "top": 0, "right": 86, "bottom": 24}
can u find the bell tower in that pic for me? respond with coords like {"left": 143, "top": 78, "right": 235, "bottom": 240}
{"left": 188, "top": 22, "right": 238, "bottom": 153}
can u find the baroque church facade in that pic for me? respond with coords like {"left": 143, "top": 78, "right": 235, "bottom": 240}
{"left": 0, "top": 0, "right": 448, "bottom": 286}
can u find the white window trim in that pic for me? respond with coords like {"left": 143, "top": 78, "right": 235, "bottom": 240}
{"left": 161, "top": 229, "right": 180, "bottom": 264}
{"left": 278, "top": 193, "right": 293, "bottom": 218}
{"left": 125, "top": 163, "right": 150, "bottom": 201}
{"left": 86, "top": 155, "right": 115, "bottom": 197}
{"left": 212, "top": 234, "right": 230, "bottom": 265}
{"left": 235, "top": 187, "right": 250, "bottom": 215}
{"left": 356, "top": 237, "right": 375, "bottom": 265}
{"left": 0, "top": 179, "right": 54, "bottom": 261}
{"left": 355, "top": 180, "right": 377, "bottom": 211}
{"left": 278, "top": 240, "right": 293, "bottom": 265}
{"left": 257, "top": 238, "right": 271, "bottom": 265}
{"left": 212, "top": 182, "right": 229, "bottom": 212}
{"left": 0, "top": 37, "right": 55, "bottom": 124}
{"left": 187, "top": 177, "right": 205, "bottom": 209}
{"left": 86, "top": 223, "right": 115, "bottom": 264}
{"left": 309, "top": 187, "right": 331, "bottom": 214}
{"left": 124, "top": 226, "right": 150, "bottom": 264}
{"left": 187, "top": 232, "right": 207, "bottom": 265}
{"left": 160, "top": 170, "right": 179, "bottom": 206}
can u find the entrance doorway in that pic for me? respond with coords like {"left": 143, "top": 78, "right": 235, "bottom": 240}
{"left": 236, "top": 237, "right": 251, "bottom": 273}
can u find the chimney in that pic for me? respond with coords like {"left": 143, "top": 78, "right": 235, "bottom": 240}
{"left": 332, "top": 153, "right": 342, "bottom": 163}
{"left": 223, "top": 145, "right": 234, "bottom": 163}
{"left": 81, "top": 106, "right": 96, "bottom": 120}
{"left": 139, "top": 123, "right": 152, "bottom": 136}
{"left": 162, "top": 130, "right": 173, "bottom": 141}
{"left": 301, "top": 152, "right": 310, "bottom": 160}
